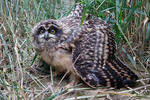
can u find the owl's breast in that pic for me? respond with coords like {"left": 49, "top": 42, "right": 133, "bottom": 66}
{"left": 39, "top": 46, "right": 73, "bottom": 73}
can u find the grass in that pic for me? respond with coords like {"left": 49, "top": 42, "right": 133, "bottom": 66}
{"left": 0, "top": 0, "right": 150, "bottom": 100}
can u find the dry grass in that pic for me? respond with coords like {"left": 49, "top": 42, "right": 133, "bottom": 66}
{"left": 0, "top": 0, "right": 150, "bottom": 100}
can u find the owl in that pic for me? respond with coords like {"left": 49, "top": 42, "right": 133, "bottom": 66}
{"left": 32, "top": 4, "right": 138, "bottom": 88}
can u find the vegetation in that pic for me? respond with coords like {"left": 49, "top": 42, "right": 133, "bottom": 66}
{"left": 0, "top": 0, "right": 149, "bottom": 99}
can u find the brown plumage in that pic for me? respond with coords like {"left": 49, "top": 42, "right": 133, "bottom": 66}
{"left": 32, "top": 4, "right": 138, "bottom": 88}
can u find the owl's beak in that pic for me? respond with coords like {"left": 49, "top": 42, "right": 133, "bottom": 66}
{"left": 44, "top": 31, "right": 49, "bottom": 40}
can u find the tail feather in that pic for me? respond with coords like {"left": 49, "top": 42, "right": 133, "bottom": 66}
{"left": 103, "top": 57, "right": 138, "bottom": 88}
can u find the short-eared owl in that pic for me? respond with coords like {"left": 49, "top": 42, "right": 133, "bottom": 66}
{"left": 32, "top": 4, "right": 138, "bottom": 88}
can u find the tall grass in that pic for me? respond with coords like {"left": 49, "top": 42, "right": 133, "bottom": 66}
{"left": 0, "top": 0, "right": 150, "bottom": 99}
{"left": 0, "top": 0, "right": 73, "bottom": 99}
{"left": 80, "top": 0, "right": 150, "bottom": 74}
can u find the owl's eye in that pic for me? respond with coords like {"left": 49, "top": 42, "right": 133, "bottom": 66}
{"left": 50, "top": 29, "right": 55, "bottom": 34}
{"left": 40, "top": 30, "right": 44, "bottom": 34}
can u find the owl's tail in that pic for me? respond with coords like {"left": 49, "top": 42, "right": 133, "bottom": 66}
{"left": 103, "top": 56, "right": 138, "bottom": 88}
{"left": 74, "top": 55, "right": 139, "bottom": 88}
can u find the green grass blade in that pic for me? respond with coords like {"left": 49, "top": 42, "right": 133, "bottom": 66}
{"left": 122, "top": 0, "right": 144, "bottom": 29}
{"left": 122, "top": 48, "right": 136, "bottom": 68}
{"left": 46, "top": 89, "right": 66, "bottom": 100}
{"left": 145, "top": 22, "right": 150, "bottom": 42}
{"left": 31, "top": 52, "right": 38, "bottom": 66}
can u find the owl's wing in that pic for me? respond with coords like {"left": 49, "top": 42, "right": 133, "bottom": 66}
{"left": 72, "top": 19, "right": 138, "bottom": 88}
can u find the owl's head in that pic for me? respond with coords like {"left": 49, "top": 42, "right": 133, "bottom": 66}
{"left": 32, "top": 19, "right": 63, "bottom": 52}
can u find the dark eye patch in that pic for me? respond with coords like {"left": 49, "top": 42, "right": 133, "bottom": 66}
{"left": 49, "top": 26, "right": 58, "bottom": 33}
{"left": 48, "top": 26, "right": 63, "bottom": 37}
{"left": 38, "top": 26, "right": 45, "bottom": 34}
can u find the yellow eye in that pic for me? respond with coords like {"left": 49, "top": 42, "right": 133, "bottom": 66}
{"left": 40, "top": 30, "right": 44, "bottom": 34}
{"left": 50, "top": 29, "right": 55, "bottom": 34}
